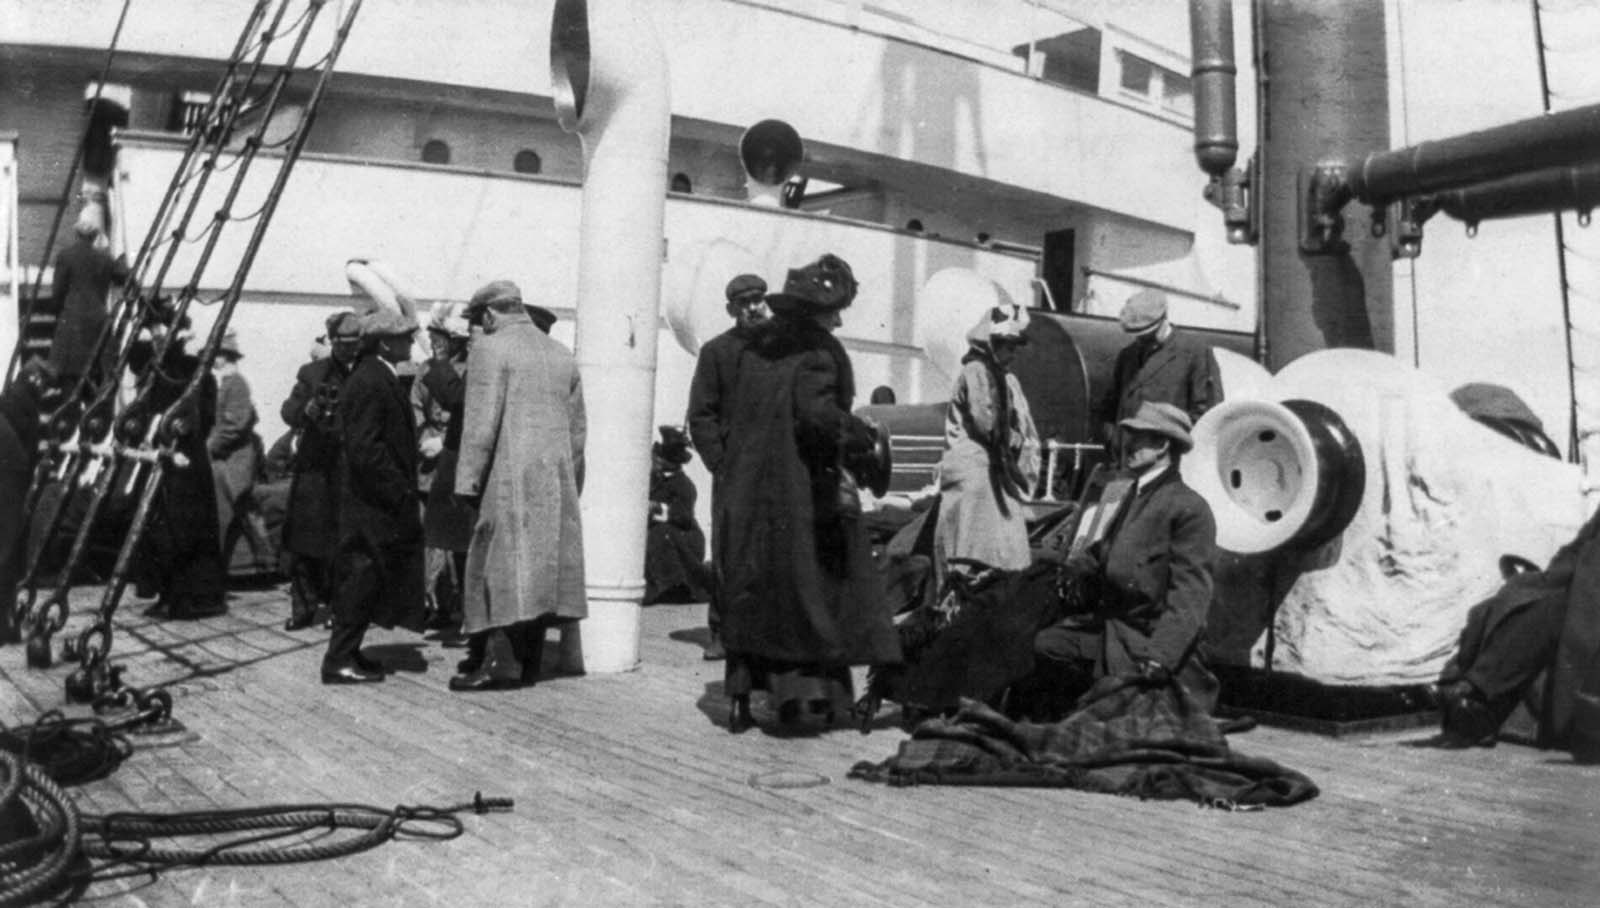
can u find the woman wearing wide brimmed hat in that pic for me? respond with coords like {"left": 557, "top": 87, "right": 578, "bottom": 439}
{"left": 642, "top": 426, "right": 709, "bottom": 606}
{"left": 933, "top": 300, "right": 1041, "bottom": 583}
{"left": 714, "top": 254, "right": 901, "bottom": 733}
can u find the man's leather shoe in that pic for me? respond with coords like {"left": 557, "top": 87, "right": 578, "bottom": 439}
{"left": 1438, "top": 681, "right": 1501, "bottom": 748}
{"left": 448, "top": 629, "right": 521, "bottom": 692}
{"left": 284, "top": 612, "right": 316, "bottom": 632}
{"left": 353, "top": 652, "right": 386, "bottom": 675}
{"left": 448, "top": 669, "right": 519, "bottom": 692}
{"left": 321, "top": 665, "right": 385, "bottom": 685}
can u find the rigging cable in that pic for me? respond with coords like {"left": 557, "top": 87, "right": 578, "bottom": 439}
{"left": 1531, "top": 0, "right": 1582, "bottom": 463}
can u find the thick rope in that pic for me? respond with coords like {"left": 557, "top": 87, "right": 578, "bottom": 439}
{"left": 0, "top": 713, "right": 509, "bottom": 903}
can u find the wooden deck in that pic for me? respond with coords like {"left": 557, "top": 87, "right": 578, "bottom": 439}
{"left": 3, "top": 584, "right": 1598, "bottom": 907}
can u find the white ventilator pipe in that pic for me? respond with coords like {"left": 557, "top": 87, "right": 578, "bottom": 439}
{"left": 551, "top": 0, "right": 670, "bottom": 673}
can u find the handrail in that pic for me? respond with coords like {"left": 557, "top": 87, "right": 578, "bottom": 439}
{"left": 1080, "top": 264, "right": 1242, "bottom": 311}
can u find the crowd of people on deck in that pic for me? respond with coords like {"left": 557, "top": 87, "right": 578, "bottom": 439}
{"left": 3, "top": 221, "right": 1594, "bottom": 760}
{"left": 0, "top": 232, "right": 1240, "bottom": 726}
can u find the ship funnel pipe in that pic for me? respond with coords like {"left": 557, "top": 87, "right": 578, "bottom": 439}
{"left": 551, "top": 0, "right": 670, "bottom": 673}
{"left": 1189, "top": 0, "right": 1238, "bottom": 177}
{"left": 739, "top": 118, "right": 803, "bottom": 206}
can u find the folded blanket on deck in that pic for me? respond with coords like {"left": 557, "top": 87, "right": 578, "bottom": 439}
{"left": 850, "top": 674, "right": 1318, "bottom": 809}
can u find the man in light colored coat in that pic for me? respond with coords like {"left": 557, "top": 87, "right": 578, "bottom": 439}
{"left": 449, "top": 280, "right": 588, "bottom": 691}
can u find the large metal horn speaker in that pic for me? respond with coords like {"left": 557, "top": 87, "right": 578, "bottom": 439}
{"left": 740, "top": 119, "right": 803, "bottom": 205}
{"left": 1184, "top": 398, "right": 1365, "bottom": 554}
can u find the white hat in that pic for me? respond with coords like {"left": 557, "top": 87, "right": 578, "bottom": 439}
{"left": 965, "top": 303, "right": 1031, "bottom": 349}
{"left": 427, "top": 301, "right": 471, "bottom": 340}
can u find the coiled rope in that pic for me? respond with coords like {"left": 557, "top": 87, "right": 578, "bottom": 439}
{"left": 0, "top": 714, "right": 511, "bottom": 906}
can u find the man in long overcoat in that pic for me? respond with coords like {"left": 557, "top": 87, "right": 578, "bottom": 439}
{"left": 280, "top": 312, "right": 361, "bottom": 631}
{"left": 449, "top": 280, "right": 587, "bottom": 691}
{"left": 321, "top": 310, "right": 426, "bottom": 684}
{"left": 1096, "top": 289, "right": 1220, "bottom": 451}
{"left": 685, "top": 273, "right": 769, "bottom": 659}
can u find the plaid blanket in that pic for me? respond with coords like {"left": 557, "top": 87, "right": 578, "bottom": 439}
{"left": 850, "top": 675, "right": 1318, "bottom": 809}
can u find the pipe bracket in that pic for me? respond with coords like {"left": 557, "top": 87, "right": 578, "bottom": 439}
{"left": 1300, "top": 164, "right": 1352, "bottom": 255}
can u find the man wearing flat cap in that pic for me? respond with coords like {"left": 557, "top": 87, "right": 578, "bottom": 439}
{"left": 321, "top": 309, "right": 427, "bottom": 684}
{"left": 280, "top": 310, "right": 362, "bottom": 631}
{"left": 1096, "top": 289, "right": 1220, "bottom": 458}
{"left": 449, "top": 279, "right": 588, "bottom": 691}
{"left": 1023, "top": 400, "right": 1220, "bottom": 718}
{"left": 684, "top": 272, "right": 771, "bottom": 660}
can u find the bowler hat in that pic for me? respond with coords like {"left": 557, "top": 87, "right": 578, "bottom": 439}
{"left": 725, "top": 273, "right": 767, "bottom": 303}
{"left": 1119, "top": 288, "right": 1169, "bottom": 334}
{"left": 766, "top": 254, "right": 858, "bottom": 317}
{"left": 358, "top": 309, "right": 417, "bottom": 340}
{"left": 653, "top": 426, "right": 693, "bottom": 465}
{"left": 1119, "top": 401, "right": 1193, "bottom": 453}
{"left": 325, "top": 310, "right": 361, "bottom": 339}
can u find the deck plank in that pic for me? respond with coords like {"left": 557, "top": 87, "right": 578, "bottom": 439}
{"left": 2, "top": 584, "right": 1598, "bottom": 906}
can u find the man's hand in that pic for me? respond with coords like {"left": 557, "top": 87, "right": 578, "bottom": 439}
{"left": 419, "top": 436, "right": 444, "bottom": 459}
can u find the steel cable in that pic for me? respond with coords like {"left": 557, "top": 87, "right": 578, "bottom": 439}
{"left": 0, "top": 711, "right": 510, "bottom": 903}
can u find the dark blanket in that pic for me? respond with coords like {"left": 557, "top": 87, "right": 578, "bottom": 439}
{"left": 870, "top": 561, "right": 1063, "bottom": 714}
{"left": 850, "top": 675, "right": 1318, "bottom": 809}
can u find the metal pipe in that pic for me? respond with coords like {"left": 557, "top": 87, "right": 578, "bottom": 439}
{"left": 1345, "top": 102, "right": 1600, "bottom": 203}
{"left": 1257, "top": 0, "right": 1393, "bottom": 368}
{"left": 552, "top": 0, "right": 670, "bottom": 674}
{"left": 1080, "top": 265, "right": 1243, "bottom": 310}
{"left": 1189, "top": 0, "right": 1239, "bottom": 177}
{"left": 1431, "top": 162, "right": 1600, "bottom": 224}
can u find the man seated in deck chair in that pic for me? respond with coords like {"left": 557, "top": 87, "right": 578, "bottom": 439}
{"left": 1014, "top": 401, "right": 1220, "bottom": 721}
{"left": 1434, "top": 507, "right": 1600, "bottom": 761}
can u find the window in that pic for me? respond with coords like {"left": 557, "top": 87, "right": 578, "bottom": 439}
{"left": 1116, "top": 50, "right": 1193, "bottom": 119}
{"left": 514, "top": 149, "right": 542, "bottom": 174}
{"left": 1117, "top": 51, "right": 1154, "bottom": 96}
{"left": 1015, "top": 28, "right": 1101, "bottom": 94}
{"left": 172, "top": 90, "right": 214, "bottom": 136}
{"left": 421, "top": 139, "right": 451, "bottom": 165}
{"left": 1162, "top": 72, "right": 1194, "bottom": 117}
{"left": 80, "top": 85, "right": 131, "bottom": 180}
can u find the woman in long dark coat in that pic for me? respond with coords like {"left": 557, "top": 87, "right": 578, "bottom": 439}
{"left": 643, "top": 426, "right": 708, "bottom": 605}
{"left": 128, "top": 326, "right": 225, "bottom": 619}
{"left": 717, "top": 254, "right": 901, "bottom": 732}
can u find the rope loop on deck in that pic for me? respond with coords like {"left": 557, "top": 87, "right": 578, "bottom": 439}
{"left": 0, "top": 709, "right": 508, "bottom": 901}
